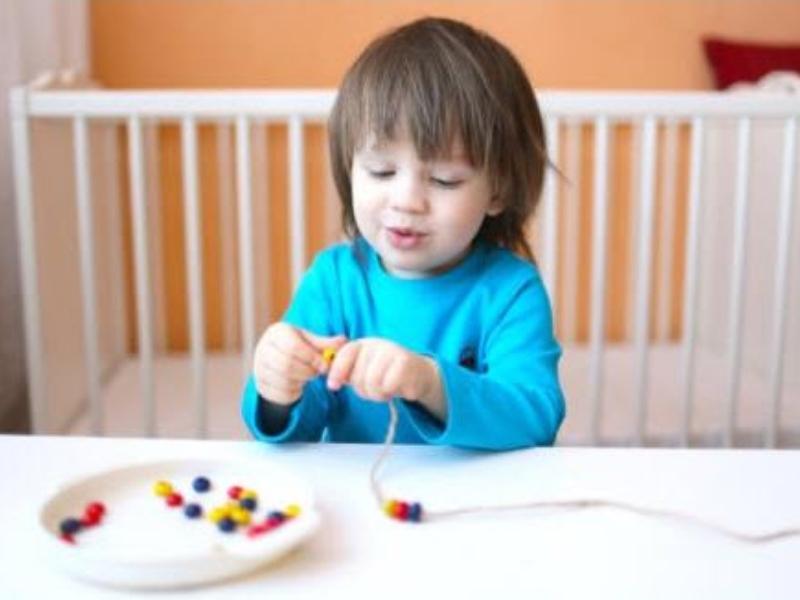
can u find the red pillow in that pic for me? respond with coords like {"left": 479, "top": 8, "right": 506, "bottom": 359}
{"left": 703, "top": 37, "right": 800, "bottom": 89}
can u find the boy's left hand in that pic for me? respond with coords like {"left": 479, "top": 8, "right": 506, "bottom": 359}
{"left": 326, "top": 338, "right": 444, "bottom": 418}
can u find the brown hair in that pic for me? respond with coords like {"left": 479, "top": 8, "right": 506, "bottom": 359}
{"left": 328, "top": 17, "right": 549, "bottom": 261}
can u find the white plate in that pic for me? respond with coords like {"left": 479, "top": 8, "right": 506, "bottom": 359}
{"left": 38, "top": 458, "right": 321, "bottom": 589}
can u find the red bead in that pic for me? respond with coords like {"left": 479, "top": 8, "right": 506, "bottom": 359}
{"left": 393, "top": 501, "right": 409, "bottom": 520}
{"left": 166, "top": 492, "right": 183, "bottom": 507}
{"left": 246, "top": 524, "right": 268, "bottom": 538}
{"left": 85, "top": 502, "right": 106, "bottom": 519}
{"left": 265, "top": 516, "right": 283, "bottom": 530}
{"left": 60, "top": 533, "right": 75, "bottom": 544}
{"left": 81, "top": 514, "right": 100, "bottom": 527}
{"left": 227, "top": 485, "right": 243, "bottom": 500}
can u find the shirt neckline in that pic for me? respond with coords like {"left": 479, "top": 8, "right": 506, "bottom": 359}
{"left": 362, "top": 237, "right": 488, "bottom": 288}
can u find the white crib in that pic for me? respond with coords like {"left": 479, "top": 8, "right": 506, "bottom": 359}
{"left": 10, "top": 83, "right": 800, "bottom": 447}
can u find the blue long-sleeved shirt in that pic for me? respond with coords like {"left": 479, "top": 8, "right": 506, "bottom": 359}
{"left": 241, "top": 238, "right": 565, "bottom": 450}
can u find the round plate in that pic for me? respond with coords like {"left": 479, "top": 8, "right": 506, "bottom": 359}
{"left": 38, "top": 458, "right": 321, "bottom": 589}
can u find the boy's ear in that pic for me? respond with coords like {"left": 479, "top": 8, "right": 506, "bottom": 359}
{"left": 487, "top": 194, "right": 504, "bottom": 217}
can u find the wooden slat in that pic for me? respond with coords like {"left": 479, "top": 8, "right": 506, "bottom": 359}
{"left": 680, "top": 118, "right": 705, "bottom": 447}
{"left": 180, "top": 117, "right": 207, "bottom": 438}
{"left": 73, "top": 116, "right": 103, "bottom": 434}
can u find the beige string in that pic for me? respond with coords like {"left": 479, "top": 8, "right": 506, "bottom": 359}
{"left": 370, "top": 399, "right": 800, "bottom": 544}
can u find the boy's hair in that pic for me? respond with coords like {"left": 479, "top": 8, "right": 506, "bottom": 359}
{"left": 328, "top": 17, "right": 548, "bottom": 261}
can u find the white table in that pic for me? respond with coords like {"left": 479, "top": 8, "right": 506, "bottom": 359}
{"left": 1, "top": 434, "right": 798, "bottom": 598}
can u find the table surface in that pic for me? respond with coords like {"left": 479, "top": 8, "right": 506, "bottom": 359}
{"left": 1, "top": 434, "right": 799, "bottom": 599}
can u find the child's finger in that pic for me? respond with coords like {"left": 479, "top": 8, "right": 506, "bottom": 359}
{"left": 259, "top": 344, "right": 318, "bottom": 383}
{"left": 271, "top": 326, "right": 325, "bottom": 371}
{"left": 326, "top": 342, "right": 360, "bottom": 391}
{"left": 382, "top": 355, "right": 411, "bottom": 400}
{"left": 349, "top": 349, "right": 370, "bottom": 396}
{"left": 300, "top": 331, "right": 348, "bottom": 353}
{"left": 297, "top": 330, "right": 348, "bottom": 373}
{"left": 364, "top": 348, "right": 394, "bottom": 400}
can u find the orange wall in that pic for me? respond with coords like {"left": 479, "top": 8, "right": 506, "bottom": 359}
{"left": 91, "top": 0, "right": 800, "bottom": 90}
{"left": 89, "top": 1, "right": 800, "bottom": 350}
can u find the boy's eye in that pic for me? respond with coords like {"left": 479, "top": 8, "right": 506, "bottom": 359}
{"left": 368, "top": 169, "right": 395, "bottom": 180}
{"left": 431, "top": 177, "right": 463, "bottom": 189}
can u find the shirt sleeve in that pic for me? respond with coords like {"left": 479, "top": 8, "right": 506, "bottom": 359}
{"left": 240, "top": 251, "right": 342, "bottom": 442}
{"left": 403, "top": 272, "right": 565, "bottom": 450}
{"left": 241, "top": 375, "right": 334, "bottom": 442}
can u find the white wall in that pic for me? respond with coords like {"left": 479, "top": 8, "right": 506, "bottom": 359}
{"left": 1, "top": 0, "right": 90, "bottom": 431}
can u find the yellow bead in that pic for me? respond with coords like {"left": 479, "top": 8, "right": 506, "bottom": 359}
{"left": 383, "top": 500, "right": 398, "bottom": 516}
{"left": 153, "top": 480, "right": 172, "bottom": 497}
{"left": 322, "top": 348, "right": 336, "bottom": 365}
{"left": 240, "top": 489, "right": 258, "bottom": 501}
{"left": 285, "top": 504, "right": 301, "bottom": 518}
{"left": 208, "top": 506, "right": 228, "bottom": 523}
{"left": 230, "top": 507, "right": 251, "bottom": 525}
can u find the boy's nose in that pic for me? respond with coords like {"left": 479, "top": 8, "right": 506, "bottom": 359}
{"left": 389, "top": 178, "right": 428, "bottom": 213}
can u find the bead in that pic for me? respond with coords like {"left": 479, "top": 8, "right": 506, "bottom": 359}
{"left": 153, "top": 480, "right": 172, "bottom": 497}
{"left": 240, "top": 489, "right": 258, "bottom": 501}
{"left": 239, "top": 497, "right": 257, "bottom": 512}
{"left": 246, "top": 524, "right": 267, "bottom": 538}
{"left": 84, "top": 502, "right": 106, "bottom": 520}
{"left": 393, "top": 502, "right": 409, "bottom": 520}
{"left": 60, "top": 518, "right": 82, "bottom": 535}
{"left": 184, "top": 503, "right": 203, "bottom": 519}
{"left": 60, "top": 533, "right": 76, "bottom": 544}
{"left": 192, "top": 476, "right": 211, "bottom": 493}
{"left": 264, "top": 513, "right": 285, "bottom": 529}
{"left": 227, "top": 485, "right": 243, "bottom": 500}
{"left": 218, "top": 517, "right": 236, "bottom": 533}
{"left": 81, "top": 514, "right": 100, "bottom": 527}
{"left": 322, "top": 347, "right": 336, "bottom": 365}
{"left": 382, "top": 500, "right": 398, "bottom": 516}
{"left": 284, "top": 504, "right": 301, "bottom": 518}
{"left": 208, "top": 506, "right": 228, "bottom": 523}
{"left": 382, "top": 499, "right": 421, "bottom": 522}
{"left": 230, "top": 507, "right": 251, "bottom": 525}
{"left": 165, "top": 492, "right": 183, "bottom": 507}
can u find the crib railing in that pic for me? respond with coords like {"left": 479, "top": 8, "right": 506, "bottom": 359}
{"left": 10, "top": 86, "right": 800, "bottom": 446}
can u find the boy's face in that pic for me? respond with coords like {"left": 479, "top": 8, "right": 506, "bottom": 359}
{"left": 351, "top": 127, "right": 502, "bottom": 278}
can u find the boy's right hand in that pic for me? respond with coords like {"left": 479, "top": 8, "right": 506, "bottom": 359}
{"left": 253, "top": 322, "right": 346, "bottom": 405}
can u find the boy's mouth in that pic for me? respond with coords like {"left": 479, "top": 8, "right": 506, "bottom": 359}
{"left": 385, "top": 226, "right": 427, "bottom": 250}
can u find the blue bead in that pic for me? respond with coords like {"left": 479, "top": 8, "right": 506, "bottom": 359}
{"left": 60, "top": 517, "right": 82, "bottom": 535}
{"left": 192, "top": 476, "right": 211, "bottom": 493}
{"left": 184, "top": 503, "right": 202, "bottom": 518}
{"left": 267, "top": 511, "right": 285, "bottom": 523}
{"left": 408, "top": 503, "right": 422, "bottom": 522}
{"left": 239, "top": 498, "right": 257, "bottom": 512}
{"left": 218, "top": 517, "right": 236, "bottom": 532}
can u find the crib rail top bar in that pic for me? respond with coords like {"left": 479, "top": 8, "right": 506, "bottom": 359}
{"left": 18, "top": 88, "right": 338, "bottom": 119}
{"left": 12, "top": 88, "right": 800, "bottom": 119}
{"left": 543, "top": 91, "right": 800, "bottom": 118}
